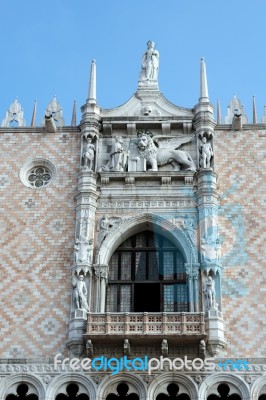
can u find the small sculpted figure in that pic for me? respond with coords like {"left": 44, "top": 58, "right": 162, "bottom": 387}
{"left": 199, "top": 136, "right": 213, "bottom": 168}
{"left": 73, "top": 275, "right": 89, "bottom": 312}
{"left": 82, "top": 137, "right": 95, "bottom": 170}
{"left": 140, "top": 40, "right": 159, "bottom": 81}
{"left": 204, "top": 276, "right": 216, "bottom": 310}
{"left": 99, "top": 136, "right": 128, "bottom": 172}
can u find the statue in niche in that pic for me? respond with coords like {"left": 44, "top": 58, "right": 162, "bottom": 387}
{"left": 128, "top": 131, "right": 196, "bottom": 172}
{"left": 199, "top": 136, "right": 213, "bottom": 168}
{"left": 99, "top": 136, "right": 128, "bottom": 172}
{"left": 139, "top": 40, "right": 159, "bottom": 81}
{"left": 74, "top": 235, "right": 93, "bottom": 264}
{"left": 204, "top": 275, "right": 216, "bottom": 310}
{"left": 72, "top": 274, "right": 89, "bottom": 312}
{"left": 82, "top": 137, "right": 95, "bottom": 170}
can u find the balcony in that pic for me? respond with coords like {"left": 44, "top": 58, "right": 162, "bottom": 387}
{"left": 85, "top": 312, "right": 206, "bottom": 345}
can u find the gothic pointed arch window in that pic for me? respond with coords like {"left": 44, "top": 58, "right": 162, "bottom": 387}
{"left": 107, "top": 230, "right": 188, "bottom": 312}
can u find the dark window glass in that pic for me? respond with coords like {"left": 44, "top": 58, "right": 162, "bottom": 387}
{"left": 107, "top": 231, "right": 188, "bottom": 312}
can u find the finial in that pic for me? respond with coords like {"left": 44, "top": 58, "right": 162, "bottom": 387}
{"left": 217, "top": 99, "right": 222, "bottom": 124}
{"left": 31, "top": 99, "right": 37, "bottom": 127}
{"left": 88, "top": 59, "right": 96, "bottom": 104}
{"left": 1, "top": 98, "right": 25, "bottom": 127}
{"left": 253, "top": 95, "right": 258, "bottom": 124}
{"left": 71, "top": 100, "right": 77, "bottom": 126}
{"left": 199, "top": 58, "right": 209, "bottom": 103}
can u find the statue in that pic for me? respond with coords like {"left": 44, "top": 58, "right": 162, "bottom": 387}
{"left": 199, "top": 136, "right": 213, "bottom": 168}
{"left": 199, "top": 339, "right": 206, "bottom": 358}
{"left": 99, "top": 136, "right": 128, "bottom": 172}
{"left": 82, "top": 137, "right": 95, "bottom": 170}
{"left": 139, "top": 41, "right": 159, "bottom": 81}
{"left": 74, "top": 235, "right": 93, "bottom": 264}
{"left": 183, "top": 215, "right": 196, "bottom": 242}
{"left": 73, "top": 274, "right": 89, "bottom": 312}
{"left": 204, "top": 276, "right": 216, "bottom": 310}
{"left": 129, "top": 132, "right": 196, "bottom": 172}
{"left": 215, "top": 237, "right": 222, "bottom": 262}
{"left": 96, "top": 215, "right": 122, "bottom": 249}
{"left": 201, "top": 235, "right": 221, "bottom": 263}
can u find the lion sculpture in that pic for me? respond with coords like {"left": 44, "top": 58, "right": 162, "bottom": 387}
{"left": 134, "top": 133, "right": 196, "bottom": 172}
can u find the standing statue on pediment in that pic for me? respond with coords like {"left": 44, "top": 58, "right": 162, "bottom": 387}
{"left": 139, "top": 41, "right": 159, "bottom": 81}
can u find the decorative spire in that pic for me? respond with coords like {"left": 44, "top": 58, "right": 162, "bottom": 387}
{"left": 88, "top": 59, "right": 96, "bottom": 104}
{"left": 41, "top": 96, "right": 65, "bottom": 127}
{"left": 217, "top": 99, "right": 222, "bottom": 124}
{"left": 199, "top": 58, "right": 209, "bottom": 103}
{"left": 1, "top": 98, "right": 25, "bottom": 127}
{"left": 31, "top": 100, "right": 37, "bottom": 127}
{"left": 71, "top": 100, "right": 77, "bottom": 126}
{"left": 253, "top": 96, "right": 258, "bottom": 124}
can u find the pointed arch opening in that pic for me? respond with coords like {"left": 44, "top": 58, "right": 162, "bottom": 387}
{"left": 106, "top": 230, "right": 189, "bottom": 313}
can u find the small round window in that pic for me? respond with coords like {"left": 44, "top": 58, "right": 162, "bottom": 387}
{"left": 27, "top": 166, "right": 52, "bottom": 188}
{"left": 20, "top": 158, "right": 56, "bottom": 189}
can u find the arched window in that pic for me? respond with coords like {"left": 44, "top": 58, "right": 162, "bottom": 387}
{"left": 107, "top": 231, "right": 188, "bottom": 312}
{"left": 6, "top": 383, "right": 38, "bottom": 400}
{"left": 259, "top": 396, "right": 266, "bottom": 400}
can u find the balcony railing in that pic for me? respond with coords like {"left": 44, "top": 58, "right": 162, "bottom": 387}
{"left": 86, "top": 312, "right": 205, "bottom": 337}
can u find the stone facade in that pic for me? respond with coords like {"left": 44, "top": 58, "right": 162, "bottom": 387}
{"left": 0, "top": 43, "right": 265, "bottom": 399}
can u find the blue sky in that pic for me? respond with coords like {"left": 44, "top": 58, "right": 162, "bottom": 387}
{"left": 0, "top": 0, "right": 265, "bottom": 125}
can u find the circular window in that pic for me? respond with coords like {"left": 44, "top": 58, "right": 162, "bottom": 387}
{"left": 19, "top": 158, "right": 56, "bottom": 189}
{"left": 27, "top": 166, "right": 52, "bottom": 187}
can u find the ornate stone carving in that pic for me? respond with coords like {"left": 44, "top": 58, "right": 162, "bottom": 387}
{"left": 200, "top": 234, "right": 221, "bottom": 264}
{"left": 99, "top": 200, "right": 195, "bottom": 209}
{"left": 74, "top": 235, "right": 93, "bottom": 264}
{"left": 182, "top": 215, "right": 196, "bottom": 243}
{"left": 2, "top": 98, "right": 25, "bottom": 127}
{"left": 96, "top": 215, "right": 122, "bottom": 249}
{"left": 161, "top": 339, "right": 168, "bottom": 356}
{"left": 199, "top": 339, "right": 206, "bottom": 359}
{"left": 225, "top": 94, "right": 248, "bottom": 124}
{"left": 82, "top": 137, "right": 95, "bottom": 170}
{"left": 199, "top": 136, "right": 213, "bottom": 168}
{"left": 42, "top": 96, "right": 65, "bottom": 127}
{"left": 124, "top": 339, "right": 131, "bottom": 356}
{"left": 128, "top": 131, "right": 196, "bottom": 172}
{"left": 72, "top": 274, "right": 90, "bottom": 313}
{"left": 99, "top": 136, "right": 128, "bottom": 172}
{"left": 86, "top": 339, "right": 93, "bottom": 357}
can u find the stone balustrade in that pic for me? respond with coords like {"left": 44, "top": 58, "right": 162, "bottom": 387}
{"left": 86, "top": 312, "right": 205, "bottom": 337}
